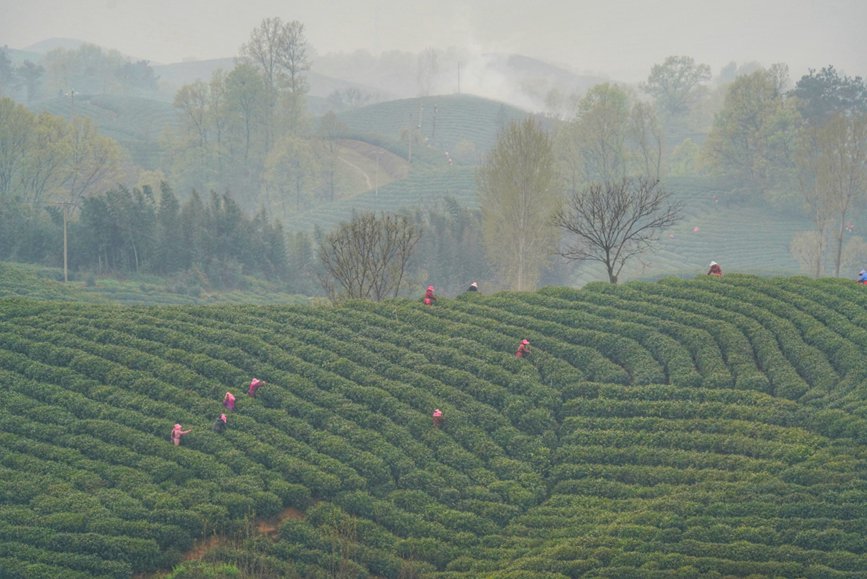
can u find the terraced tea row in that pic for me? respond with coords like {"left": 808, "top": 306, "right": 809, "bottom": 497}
{"left": 0, "top": 276, "right": 864, "bottom": 577}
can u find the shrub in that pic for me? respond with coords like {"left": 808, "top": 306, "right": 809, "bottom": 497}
{"left": 166, "top": 561, "right": 242, "bottom": 578}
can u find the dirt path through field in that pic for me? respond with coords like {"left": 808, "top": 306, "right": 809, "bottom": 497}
{"left": 135, "top": 506, "right": 306, "bottom": 577}
{"left": 338, "top": 155, "right": 373, "bottom": 190}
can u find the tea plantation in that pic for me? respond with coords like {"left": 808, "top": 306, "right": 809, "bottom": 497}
{"left": 0, "top": 275, "right": 865, "bottom": 578}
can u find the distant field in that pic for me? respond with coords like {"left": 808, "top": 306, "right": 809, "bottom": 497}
{"left": 282, "top": 164, "right": 477, "bottom": 233}
{"left": 0, "top": 276, "right": 864, "bottom": 577}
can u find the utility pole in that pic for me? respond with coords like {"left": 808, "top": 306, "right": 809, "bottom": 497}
{"left": 432, "top": 105, "right": 438, "bottom": 141}
{"left": 63, "top": 203, "right": 68, "bottom": 282}
{"left": 375, "top": 149, "right": 380, "bottom": 197}
{"left": 407, "top": 113, "right": 413, "bottom": 163}
{"left": 47, "top": 201, "right": 75, "bottom": 282}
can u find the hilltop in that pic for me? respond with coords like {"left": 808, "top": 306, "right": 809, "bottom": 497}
{"left": 0, "top": 275, "right": 865, "bottom": 577}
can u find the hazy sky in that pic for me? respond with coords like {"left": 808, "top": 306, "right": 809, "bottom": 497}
{"left": 1, "top": 0, "right": 865, "bottom": 82}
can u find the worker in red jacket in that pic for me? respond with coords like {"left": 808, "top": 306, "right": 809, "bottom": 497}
{"left": 516, "top": 339, "right": 530, "bottom": 358}
{"left": 248, "top": 377, "right": 264, "bottom": 397}
{"left": 423, "top": 285, "right": 437, "bottom": 305}
{"left": 223, "top": 391, "right": 236, "bottom": 411}
{"left": 707, "top": 261, "right": 722, "bottom": 277}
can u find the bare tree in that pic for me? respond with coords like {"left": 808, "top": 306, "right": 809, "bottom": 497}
{"left": 239, "top": 17, "right": 284, "bottom": 93}
{"left": 553, "top": 177, "right": 682, "bottom": 284}
{"left": 318, "top": 212, "right": 421, "bottom": 301}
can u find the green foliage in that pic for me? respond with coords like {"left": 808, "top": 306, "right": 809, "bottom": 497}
{"left": 166, "top": 561, "right": 241, "bottom": 579}
{"left": 0, "top": 276, "right": 864, "bottom": 577}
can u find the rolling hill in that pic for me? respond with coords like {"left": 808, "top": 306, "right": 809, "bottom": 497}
{"left": 0, "top": 275, "right": 865, "bottom": 577}
{"left": 336, "top": 93, "right": 528, "bottom": 160}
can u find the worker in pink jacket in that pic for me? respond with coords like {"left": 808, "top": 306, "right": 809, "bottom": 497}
{"left": 171, "top": 423, "right": 191, "bottom": 446}
{"left": 432, "top": 408, "right": 443, "bottom": 429}
{"left": 515, "top": 339, "right": 531, "bottom": 359}
{"left": 248, "top": 378, "right": 264, "bottom": 397}
{"left": 223, "top": 391, "right": 236, "bottom": 411}
{"left": 423, "top": 285, "right": 437, "bottom": 306}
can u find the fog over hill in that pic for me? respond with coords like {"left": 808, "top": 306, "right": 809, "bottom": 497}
{"left": 6, "top": 35, "right": 605, "bottom": 112}
{"left": 3, "top": 0, "right": 865, "bottom": 97}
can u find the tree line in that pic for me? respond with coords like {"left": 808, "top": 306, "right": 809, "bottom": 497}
{"left": 0, "top": 182, "right": 292, "bottom": 290}
{"left": 0, "top": 174, "right": 498, "bottom": 299}
{"left": 0, "top": 43, "right": 159, "bottom": 103}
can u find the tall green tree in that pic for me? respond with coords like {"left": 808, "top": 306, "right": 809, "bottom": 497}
{"left": 641, "top": 55, "right": 711, "bottom": 116}
{"left": 171, "top": 80, "right": 216, "bottom": 191}
{"left": 154, "top": 182, "right": 184, "bottom": 274}
{"left": 573, "top": 83, "right": 631, "bottom": 184}
{"left": 222, "top": 63, "right": 269, "bottom": 205}
{"left": 796, "top": 113, "right": 867, "bottom": 277}
{"left": 703, "top": 64, "right": 798, "bottom": 192}
{"left": 478, "top": 116, "right": 559, "bottom": 291}
{"left": 557, "top": 83, "right": 662, "bottom": 187}
{"left": 790, "top": 65, "right": 867, "bottom": 127}
{"left": 0, "top": 98, "right": 32, "bottom": 197}
{"left": 62, "top": 116, "right": 125, "bottom": 211}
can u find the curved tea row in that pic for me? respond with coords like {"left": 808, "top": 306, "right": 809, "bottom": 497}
{"left": 0, "top": 275, "right": 864, "bottom": 577}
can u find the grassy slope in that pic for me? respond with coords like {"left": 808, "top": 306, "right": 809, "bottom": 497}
{"left": 0, "top": 262, "right": 309, "bottom": 306}
{"left": 0, "top": 276, "right": 864, "bottom": 577}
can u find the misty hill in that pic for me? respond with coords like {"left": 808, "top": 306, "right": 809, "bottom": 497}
{"left": 151, "top": 57, "right": 388, "bottom": 110}
{"left": 0, "top": 276, "right": 864, "bottom": 577}
{"left": 21, "top": 37, "right": 89, "bottom": 54}
{"left": 277, "top": 93, "right": 526, "bottom": 230}
{"left": 336, "top": 93, "right": 528, "bottom": 157}
{"left": 315, "top": 50, "right": 607, "bottom": 111}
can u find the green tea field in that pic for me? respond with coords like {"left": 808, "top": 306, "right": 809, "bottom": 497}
{"left": 0, "top": 275, "right": 865, "bottom": 577}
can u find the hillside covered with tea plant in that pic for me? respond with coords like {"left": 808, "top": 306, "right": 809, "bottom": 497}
{"left": 0, "top": 275, "right": 865, "bottom": 578}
